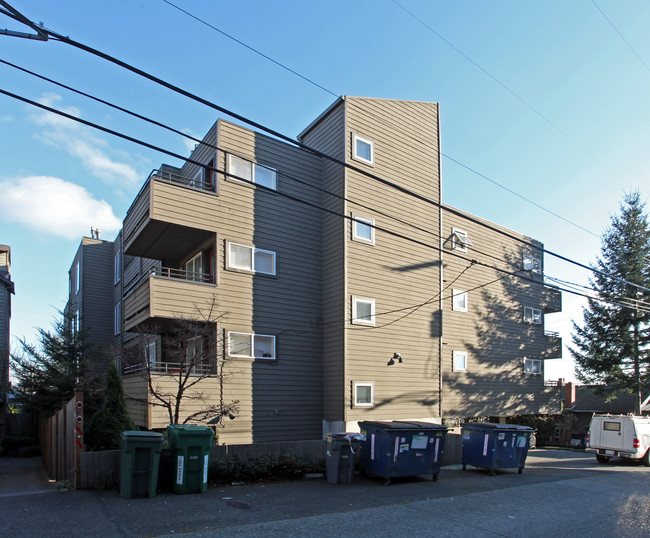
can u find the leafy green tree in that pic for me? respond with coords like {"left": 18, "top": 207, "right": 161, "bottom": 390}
{"left": 571, "top": 191, "right": 650, "bottom": 413}
{"left": 11, "top": 312, "right": 96, "bottom": 417}
{"left": 85, "top": 363, "right": 135, "bottom": 450}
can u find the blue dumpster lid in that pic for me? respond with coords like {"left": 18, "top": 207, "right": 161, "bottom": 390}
{"left": 462, "top": 422, "right": 534, "bottom": 432}
{"left": 359, "top": 420, "right": 447, "bottom": 431}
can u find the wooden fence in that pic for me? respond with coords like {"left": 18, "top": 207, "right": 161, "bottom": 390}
{"left": 80, "top": 450, "right": 121, "bottom": 490}
{"left": 39, "top": 389, "right": 84, "bottom": 488}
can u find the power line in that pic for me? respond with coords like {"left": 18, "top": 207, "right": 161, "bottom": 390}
{"left": 0, "top": 86, "right": 553, "bottom": 288}
{"left": 1, "top": 5, "right": 647, "bottom": 293}
{"left": 0, "top": 57, "right": 551, "bottom": 274}
{"left": 390, "top": 0, "right": 613, "bottom": 173}
{"left": 160, "top": 0, "right": 338, "bottom": 98}
{"left": 2, "top": 85, "right": 647, "bottom": 319}
{"left": 591, "top": 0, "right": 650, "bottom": 75}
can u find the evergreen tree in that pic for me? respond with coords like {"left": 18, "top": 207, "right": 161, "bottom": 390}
{"left": 85, "top": 363, "right": 135, "bottom": 450}
{"left": 571, "top": 191, "right": 650, "bottom": 413}
{"left": 11, "top": 312, "right": 95, "bottom": 417}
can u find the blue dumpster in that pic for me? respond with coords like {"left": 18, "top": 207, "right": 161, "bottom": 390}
{"left": 461, "top": 423, "right": 534, "bottom": 475}
{"left": 358, "top": 421, "right": 448, "bottom": 484}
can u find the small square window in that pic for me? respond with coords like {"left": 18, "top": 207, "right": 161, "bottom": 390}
{"left": 524, "top": 358, "right": 542, "bottom": 375}
{"left": 451, "top": 228, "right": 472, "bottom": 252}
{"left": 452, "top": 289, "right": 468, "bottom": 312}
{"left": 352, "top": 215, "right": 375, "bottom": 244}
{"left": 524, "top": 255, "right": 542, "bottom": 274}
{"left": 453, "top": 351, "right": 467, "bottom": 372}
{"left": 352, "top": 133, "right": 374, "bottom": 165}
{"left": 524, "top": 306, "right": 542, "bottom": 324}
{"left": 352, "top": 296, "right": 375, "bottom": 326}
{"left": 353, "top": 381, "right": 374, "bottom": 407}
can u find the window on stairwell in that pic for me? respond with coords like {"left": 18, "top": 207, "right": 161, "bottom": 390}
{"left": 451, "top": 228, "right": 472, "bottom": 252}
{"left": 352, "top": 133, "right": 374, "bottom": 166}
{"left": 452, "top": 290, "right": 468, "bottom": 312}
{"left": 352, "top": 296, "right": 375, "bottom": 326}
{"left": 523, "top": 254, "right": 542, "bottom": 274}
{"left": 352, "top": 215, "right": 375, "bottom": 244}
{"left": 353, "top": 381, "right": 374, "bottom": 407}
{"left": 453, "top": 351, "right": 467, "bottom": 372}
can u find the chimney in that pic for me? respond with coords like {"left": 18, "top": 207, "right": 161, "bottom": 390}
{"left": 565, "top": 382, "right": 576, "bottom": 408}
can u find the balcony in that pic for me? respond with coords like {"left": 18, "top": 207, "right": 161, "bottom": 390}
{"left": 542, "top": 330, "right": 563, "bottom": 359}
{"left": 541, "top": 285, "right": 562, "bottom": 314}
{"left": 124, "top": 267, "right": 217, "bottom": 331}
{"left": 123, "top": 170, "right": 219, "bottom": 260}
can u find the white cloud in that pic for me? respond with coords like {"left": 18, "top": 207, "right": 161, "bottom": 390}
{"left": 0, "top": 176, "right": 121, "bottom": 240}
{"left": 31, "top": 93, "right": 140, "bottom": 185}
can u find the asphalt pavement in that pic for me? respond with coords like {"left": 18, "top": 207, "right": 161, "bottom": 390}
{"left": 1, "top": 449, "right": 649, "bottom": 537}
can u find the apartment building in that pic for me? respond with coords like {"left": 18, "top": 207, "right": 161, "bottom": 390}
{"left": 65, "top": 234, "right": 116, "bottom": 376}
{"left": 0, "top": 244, "right": 14, "bottom": 439}
{"left": 115, "top": 96, "right": 561, "bottom": 443}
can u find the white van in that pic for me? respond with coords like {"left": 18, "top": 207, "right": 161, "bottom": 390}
{"left": 587, "top": 414, "right": 650, "bottom": 465}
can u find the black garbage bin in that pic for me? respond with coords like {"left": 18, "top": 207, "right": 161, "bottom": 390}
{"left": 326, "top": 433, "right": 361, "bottom": 484}
{"left": 358, "top": 421, "right": 448, "bottom": 484}
{"left": 461, "top": 422, "right": 534, "bottom": 475}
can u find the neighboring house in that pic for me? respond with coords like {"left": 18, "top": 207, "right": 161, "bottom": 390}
{"left": 65, "top": 234, "right": 116, "bottom": 376}
{"left": 0, "top": 244, "right": 15, "bottom": 440}
{"left": 559, "top": 382, "right": 650, "bottom": 445}
{"left": 105, "top": 96, "right": 561, "bottom": 443}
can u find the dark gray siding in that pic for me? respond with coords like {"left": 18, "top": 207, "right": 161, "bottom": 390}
{"left": 299, "top": 100, "right": 347, "bottom": 424}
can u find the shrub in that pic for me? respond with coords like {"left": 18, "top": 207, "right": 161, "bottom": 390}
{"left": 209, "top": 453, "right": 324, "bottom": 484}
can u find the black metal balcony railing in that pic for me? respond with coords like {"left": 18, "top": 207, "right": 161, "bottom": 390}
{"left": 149, "top": 266, "right": 213, "bottom": 284}
{"left": 123, "top": 361, "right": 214, "bottom": 375}
{"left": 151, "top": 169, "right": 214, "bottom": 192}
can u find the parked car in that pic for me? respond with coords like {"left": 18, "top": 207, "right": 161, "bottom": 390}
{"left": 586, "top": 414, "right": 650, "bottom": 465}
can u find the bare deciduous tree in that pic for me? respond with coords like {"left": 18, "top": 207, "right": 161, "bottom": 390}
{"left": 122, "top": 297, "right": 239, "bottom": 430}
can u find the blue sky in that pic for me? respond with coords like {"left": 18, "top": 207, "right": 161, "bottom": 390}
{"left": 2, "top": 0, "right": 650, "bottom": 382}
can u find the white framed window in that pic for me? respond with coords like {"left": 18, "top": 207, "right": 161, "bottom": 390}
{"left": 186, "top": 335, "right": 203, "bottom": 362}
{"left": 352, "top": 296, "right": 375, "bottom": 326}
{"left": 185, "top": 252, "right": 203, "bottom": 281}
{"left": 451, "top": 228, "right": 472, "bottom": 252}
{"left": 452, "top": 289, "right": 468, "bottom": 312}
{"left": 228, "top": 332, "right": 276, "bottom": 360}
{"left": 352, "top": 215, "right": 375, "bottom": 244}
{"left": 524, "top": 358, "right": 542, "bottom": 375}
{"left": 146, "top": 339, "right": 157, "bottom": 365}
{"left": 74, "top": 262, "right": 80, "bottom": 294}
{"left": 72, "top": 310, "right": 80, "bottom": 334}
{"left": 453, "top": 351, "right": 467, "bottom": 372}
{"left": 228, "top": 154, "right": 277, "bottom": 190}
{"left": 523, "top": 254, "right": 542, "bottom": 274}
{"left": 114, "top": 302, "right": 121, "bottom": 336}
{"left": 353, "top": 381, "right": 374, "bottom": 407}
{"left": 352, "top": 133, "right": 374, "bottom": 165}
{"left": 114, "top": 249, "right": 121, "bottom": 285}
{"left": 524, "top": 306, "right": 542, "bottom": 324}
{"left": 189, "top": 167, "right": 204, "bottom": 188}
{"left": 228, "top": 243, "right": 276, "bottom": 275}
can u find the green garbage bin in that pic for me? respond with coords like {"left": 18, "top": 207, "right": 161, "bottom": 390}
{"left": 120, "top": 431, "right": 164, "bottom": 498}
{"left": 166, "top": 424, "right": 214, "bottom": 494}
